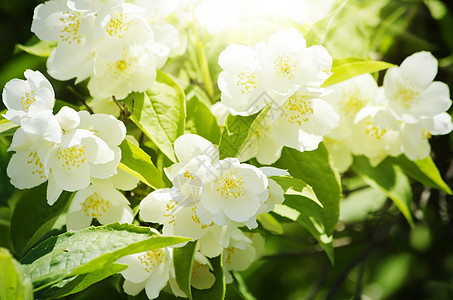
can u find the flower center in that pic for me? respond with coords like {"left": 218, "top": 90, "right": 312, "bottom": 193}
{"left": 191, "top": 206, "right": 214, "bottom": 229}
{"left": 138, "top": 250, "right": 165, "bottom": 273}
{"left": 163, "top": 201, "right": 176, "bottom": 225}
{"left": 57, "top": 145, "right": 86, "bottom": 170}
{"left": 106, "top": 12, "right": 131, "bottom": 38}
{"left": 364, "top": 119, "right": 388, "bottom": 140}
{"left": 236, "top": 70, "right": 257, "bottom": 95}
{"left": 81, "top": 192, "right": 110, "bottom": 218}
{"left": 27, "top": 151, "right": 46, "bottom": 179}
{"left": 396, "top": 78, "right": 421, "bottom": 108}
{"left": 274, "top": 54, "right": 296, "bottom": 80}
{"left": 20, "top": 91, "right": 36, "bottom": 110}
{"left": 217, "top": 174, "right": 244, "bottom": 199}
{"left": 225, "top": 246, "right": 235, "bottom": 264}
{"left": 284, "top": 95, "right": 314, "bottom": 125}
{"left": 339, "top": 91, "right": 366, "bottom": 117}
{"left": 59, "top": 11, "right": 83, "bottom": 44}
{"left": 422, "top": 128, "right": 432, "bottom": 140}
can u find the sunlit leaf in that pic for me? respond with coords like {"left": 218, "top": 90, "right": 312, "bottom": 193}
{"left": 15, "top": 40, "right": 57, "bottom": 57}
{"left": 125, "top": 71, "right": 185, "bottom": 163}
{"left": 323, "top": 58, "right": 394, "bottom": 87}
{"left": 119, "top": 139, "right": 166, "bottom": 190}
{"left": 21, "top": 223, "right": 190, "bottom": 291}
{"left": 0, "top": 247, "right": 33, "bottom": 300}
{"left": 186, "top": 96, "right": 221, "bottom": 144}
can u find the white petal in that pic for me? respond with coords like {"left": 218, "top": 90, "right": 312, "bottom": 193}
{"left": 2, "top": 78, "right": 30, "bottom": 111}
{"left": 123, "top": 280, "right": 146, "bottom": 296}
{"left": 89, "top": 146, "right": 120, "bottom": 179}
{"left": 111, "top": 168, "right": 139, "bottom": 191}
{"left": 47, "top": 172, "right": 63, "bottom": 206}
{"left": 82, "top": 135, "right": 115, "bottom": 164}
{"left": 139, "top": 189, "right": 174, "bottom": 224}
{"left": 400, "top": 51, "right": 438, "bottom": 88}
{"left": 174, "top": 134, "right": 218, "bottom": 164}
{"left": 55, "top": 107, "right": 80, "bottom": 131}
{"left": 7, "top": 150, "right": 47, "bottom": 189}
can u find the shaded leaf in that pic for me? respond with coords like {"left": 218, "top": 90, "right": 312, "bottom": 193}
{"left": 352, "top": 156, "right": 414, "bottom": 227}
{"left": 10, "top": 183, "right": 71, "bottom": 256}
{"left": 173, "top": 241, "right": 197, "bottom": 300}
{"left": 387, "top": 155, "right": 452, "bottom": 194}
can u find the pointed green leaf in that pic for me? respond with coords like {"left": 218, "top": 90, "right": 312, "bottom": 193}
{"left": 192, "top": 255, "right": 225, "bottom": 300}
{"left": 119, "top": 139, "right": 166, "bottom": 189}
{"left": 256, "top": 213, "right": 284, "bottom": 235}
{"left": 16, "top": 40, "right": 57, "bottom": 57}
{"left": 274, "top": 146, "right": 341, "bottom": 263}
{"left": 231, "top": 272, "right": 256, "bottom": 300}
{"left": 219, "top": 106, "right": 270, "bottom": 160}
{"left": 173, "top": 241, "right": 197, "bottom": 300}
{"left": 35, "top": 263, "right": 127, "bottom": 299}
{"left": 186, "top": 96, "right": 221, "bottom": 144}
{"left": 125, "top": 71, "right": 185, "bottom": 163}
{"left": 352, "top": 156, "right": 414, "bottom": 227}
{"left": 270, "top": 176, "right": 322, "bottom": 208}
{"left": 323, "top": 58, "right": 395, "bottom": 87}
{"left": 10, "top": 184, "right": 72, "bottom": 256}
{"left": 388, "top": 155, "right": 452, "bottom": 194}
{"left": 0, "top": 119, "right": 18, "bottom": 136}
{"left": 21, "top": 223, "right": 190, "bottom": 290}
{"left": 304, "top": 0, "right": 347, "bottom": 46}
{"left": 0, "top": 248, "right": 33, "bottom": 300}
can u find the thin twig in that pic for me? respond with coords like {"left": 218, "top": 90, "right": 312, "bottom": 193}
{"left": 66, "top": 85, "right": 94, "bottom": 114}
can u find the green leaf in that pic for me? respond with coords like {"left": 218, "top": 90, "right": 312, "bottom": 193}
{"left": 270, "top": 176, "right": 322, "bottom": 208}
{"left": 119, "top": 139, "right": 166, "bottom": 189}
{"left": 192, "top": 255, "right": 225, "bottom": 300}
{"left": 125, "top": 71, "right": 186, "bottom": 163}
{"left": 10, "top": 183, "right": 72, "bottom": 256}
{"left": 0, "top": 248, "right": 33, "bottom": 300}
{"left": 256, "top": 213, "right": 284, "bottom": 235}
{"left": 231, "top": 272, "right": 256, "bottom": 300}
{"left": 0, "top": 118, "right": 18, "bottom": 136}
{"left": 322, "top": 58, "right": 395, "bottom": 87}
{"left": 186, "top": 96, "right": 221, "bottom": 144}
{"left": 274, "top": 146, "right": 341, "bottom": 263}
{"left": 173, "top": 241, "right": 197, "bottom": 300}
{"left": 21, "top": 223, "right": 190, "bottom": 290}
{"left": 35, "top": 263, "right": 127, "bottom": 299}
{"left": 352, "top": 156, "right": 414, "bottom": 227}
{"left": 218, "top": 107, "right": 270, "bottom": 160}
{"left": 387, "top": 155, "right": 452, "bottom": 195}
{"left": 304, "top": 0, "right": 347, "bottom": 46}
{"left": 15, "top": 40, "right": 58, "bottom": 57}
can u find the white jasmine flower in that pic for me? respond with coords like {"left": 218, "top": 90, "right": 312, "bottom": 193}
{"left": 6, "top": 149, "right": 48, "bottom": 191}
{"left": 196, "top": 158, "right": 269, "bottom": 228}
{"left": 383, "top": 51, "right": 452, "bottom": 124}
{"left": 67, "top": 0, "right": 126, "bottom": 11}
{"left": 256, "top": 167, "right": 287, "bottom": 214}
{"left": 189, "top": 251, "right": 216, "bottom": 290}
{"left": 223, "top": 230, "right": 264, "bottom": 283}
{"left": 270, "top": 88, "right": 339, "bottom": 152}
{"left": 255, "top": 28, "right": 332, "bottom": 95}
{"left": 2, "top": 70, "right": 55, "bottom": 124}
{"left": 88, "top": 44, "right": 157, "bottom": 99}
{"left": 236, "top": 113, "right": 283, "bottom": 164}
{"left": 66, "top": 178, "right": 133, "bottom": 230}
{"left": 218, "top": 44, "right": 267, "bottom": 115}
{"left": 324, "top": 73, "right": 378, "bottom": 140}
{"left": 400, "top": 113, "right": 453, "bottom": 161}
{"left": 117, "top": 246, "right": 173, "bottom": 299}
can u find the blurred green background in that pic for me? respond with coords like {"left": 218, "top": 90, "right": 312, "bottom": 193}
{"left": 1, "top": 0, "right": 453, "bottom": 299}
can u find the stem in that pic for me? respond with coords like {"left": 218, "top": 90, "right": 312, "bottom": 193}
{"left": 191, "top": 24, "right": 215, "bottom": 100}
{"left": 66, "top": 86, "right": 94, "bottom": 114}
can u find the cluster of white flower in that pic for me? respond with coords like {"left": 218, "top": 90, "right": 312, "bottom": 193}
{"left": 118, "top": 134, "right": 282, "bottom": 298}
{"left": 323, "top": 52, "right": 453, "bottom": 171}
{"left": 217, "top": 28, "right": 339, "bottom": 164}
{"left": 31, "top": 0, "right": 180, "bottom": 100}
{"left": 2, "top": 70, "right": 137, "bottom": 228}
